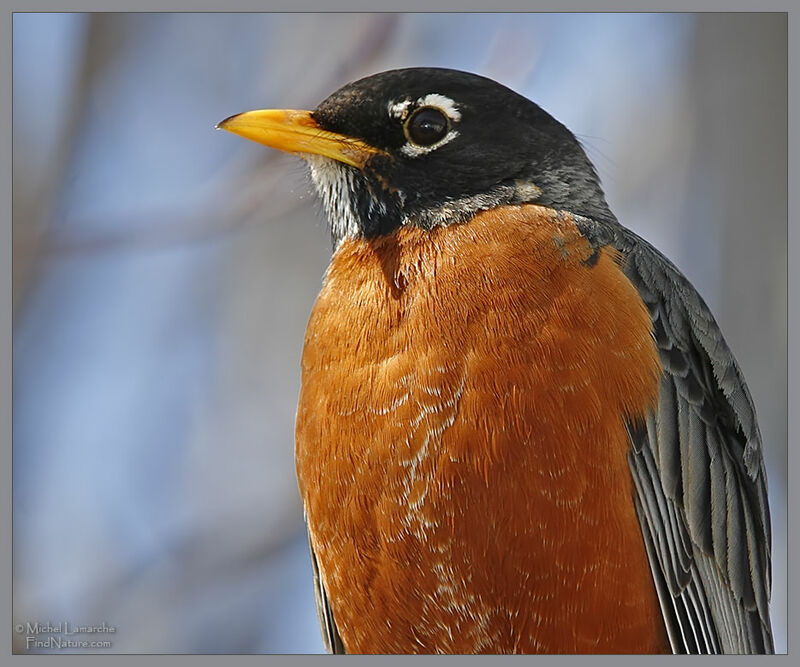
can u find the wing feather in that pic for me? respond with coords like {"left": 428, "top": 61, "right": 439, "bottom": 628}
{"left": 575, "top": 216, "right": 773, "bottom": 653}
{"left": 308, "top": 534, "right": 346, "bottom": 654}
{"left": 614, "top": 226, "right": 773, "bottom": 653}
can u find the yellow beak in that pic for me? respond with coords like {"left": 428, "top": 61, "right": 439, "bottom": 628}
{"left": 216, "top": 109, "right": 383, "bottom": 169}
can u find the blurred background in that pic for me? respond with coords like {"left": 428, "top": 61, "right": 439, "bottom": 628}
{"left": 12, "top": 13, "right": 786, "bottom": 654}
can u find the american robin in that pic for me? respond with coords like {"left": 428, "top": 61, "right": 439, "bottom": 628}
{"left": 218, "top": 68, "right": 773, "bottom": 654}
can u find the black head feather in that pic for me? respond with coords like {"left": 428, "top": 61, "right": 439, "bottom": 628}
{"left": 309, "top": 67, "right": 615, "bottom": 244}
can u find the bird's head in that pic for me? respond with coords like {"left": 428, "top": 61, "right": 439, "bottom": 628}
{"left": 218, "top": 67, "right": 613, "bottom": 248}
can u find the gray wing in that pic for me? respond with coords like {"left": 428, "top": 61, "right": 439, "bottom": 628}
{"left": 308, "top": 533, "right": 346, "bottom": 654}
{"left": 613, "top": 226, "right": 773, "bottom": 653}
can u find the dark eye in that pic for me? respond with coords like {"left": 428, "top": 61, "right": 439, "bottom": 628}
{"left": 405, "top": 107, "right": 449, "bottom": 146}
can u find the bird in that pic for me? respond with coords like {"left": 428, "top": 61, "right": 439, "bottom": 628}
{"left": 217, "top": 67, "right": 773, "bottom": 654}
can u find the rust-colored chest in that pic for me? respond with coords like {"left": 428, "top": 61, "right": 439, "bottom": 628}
{"left": 295, "top": 205, "right": 669, "bottom": 653}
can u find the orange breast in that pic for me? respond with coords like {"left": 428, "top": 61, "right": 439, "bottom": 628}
{"left": 295, "top": 204, "right": 669, "bottom": 653}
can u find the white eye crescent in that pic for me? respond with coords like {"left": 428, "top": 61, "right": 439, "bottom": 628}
{"left": 417, "top": 93, "right": 461, "bottom": 122}
{"left": 391, "top": 93, "right": 461, "bottom": 158}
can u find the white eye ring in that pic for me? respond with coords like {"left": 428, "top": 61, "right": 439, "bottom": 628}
{"left": 403, "top": 106, "right": 450, "bottom": 147}
{"left": 395, "top": 93, "right": 462, "bottom": 158}
{"left": 416, "top": 93, "right": 461, "bottom": 122}
{"left": 387, "top": 93, "right": 461, "bottom": 123}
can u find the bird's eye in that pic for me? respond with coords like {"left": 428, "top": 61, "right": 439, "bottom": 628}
{"left": 404, "top": 107, "right": 449, "bottom": 146}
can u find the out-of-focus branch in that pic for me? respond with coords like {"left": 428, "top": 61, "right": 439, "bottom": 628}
{"left": 14, "top": 15, "right": 96, "bottom": 315}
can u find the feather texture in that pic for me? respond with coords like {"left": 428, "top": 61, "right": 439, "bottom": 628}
{"left": 598, "top": 222, "right": 774, "bottom": 654}
{"left": 299, "top": 206, "right": 773, "bottom": 653}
